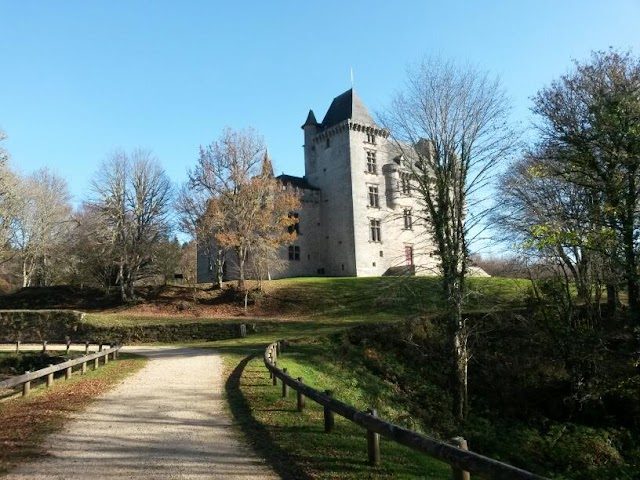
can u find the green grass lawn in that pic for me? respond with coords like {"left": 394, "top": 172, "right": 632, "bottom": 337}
{"left": 263, "top": 276, "right": 530, "bottom": 320}
{"left": 192, "top": 277, "right": 531, "bottom": 478}
{"left": 85, "top": 276, "right": 530, "bottom": 330}
{"left": 50, "top": 276, "right": 532, "bottom": 478}
{"left": 222, "top": 343, "right": 452, "bottom": 479}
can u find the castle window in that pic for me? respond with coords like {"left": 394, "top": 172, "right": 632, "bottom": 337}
{"left": 366, "top": 133, "right": 376, "bottom": 144}
{"left": 379, "top": 250, "right": 384, "bottom": 257}
{"left": 368, "top": 185, "right": 379, "bottom": 208}
{"left": 403, "top": 209, "right": 413, "bottom": 230}
{"left": 288, "top": 245, "right": 300, "bottom": 261}
{"left": 288, "top": 212, "right": 300, "bottom": 235}
{"left": 367, "top": 151, "right": 377, "bottom": 174}
{"left": 405, "top": 246, "right": 414, "bottom": 266}
{"left": 325, "top": 138, "right": 330, "bottom": 149}
{"left": 370, "top": 219, "right": 381, "bottom": 242}
{"left": 401, "top": 173, "right": 411, "bottom": 194}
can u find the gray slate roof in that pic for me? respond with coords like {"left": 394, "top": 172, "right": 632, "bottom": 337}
{"left": 276, "top": 174, "right": 320, "bottom": 191}
{"left": 320, "top": 89, "right": 376, "bottom": 129}
{"left": 302, "top": 109, "right": 319, "bottom": 128}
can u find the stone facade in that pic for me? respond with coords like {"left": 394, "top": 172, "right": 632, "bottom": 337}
{"left": 197, "top": 88, "right": 441, "bottom": 283}
{"left": 273, "top": 89, "right": 439, "bottom": 279}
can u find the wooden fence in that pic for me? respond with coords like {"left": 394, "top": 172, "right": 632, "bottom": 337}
{"left": 264, "top": 340, "right": 548, "bottom": 480}
{"left": 1, "top": 340, "right": 115, "bottom": 355}
{"left": 0, "top": 343, "right": 122, "bottom": 397}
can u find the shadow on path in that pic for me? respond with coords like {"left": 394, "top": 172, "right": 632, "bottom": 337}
{"left": 225, "top": 353, "right": 311, "bottom": 480}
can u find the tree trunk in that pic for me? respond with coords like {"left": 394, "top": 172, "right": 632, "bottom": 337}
{"left": 118, "top": 263, "right": 126, "bottom": 302}
{"left": 623, "top": 218, "right": 639, "bottom": 321}
{"left": 452, "top": 324, "right": 468, "bottom": 421}
{"left": 127, "top": 267, "right": 136, "bottom": 300}
{"left": 237, "top": 247, "right": 246, "bottom": 291}
{"left": 22, "top": 260, "right": 29, "bottom": 288}
{"left": 624, "top": 173, "right": 639, "bottom": 322}
{"left": 214, "top": 249, "right": 225, "bottom": 289}
{"left": 606, "top": 283, "right": 619, "bottom": 314}
{"left": 445, "top": 266, "right": 468, "bottom": 421}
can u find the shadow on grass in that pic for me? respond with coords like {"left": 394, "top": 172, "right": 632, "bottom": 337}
{"left": 225, "top": 353, "right": 312, "bottom": 480}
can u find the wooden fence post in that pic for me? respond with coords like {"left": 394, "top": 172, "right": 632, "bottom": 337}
{"left": 451, "top": 437, "right": 471, "bottom": 480}
{"left": 297, "top": 377, "right": 305, "bottom": 412}
{"left": 42, "top": 341, "right": 47, "bottom": 352}
{"left": 47, "top": 364, "right": 54, "bottom": 387}
{"left": 66, "top": 339, "right": 71, "bottom": 354}
{"left": 22, "top": 371, "right": 31, "bottom": 397}
{"left": 85, "top": 341, "right": 89, "bottom": 354}
{"left": 15, "top": 340, "right": 20, "bottom": 353}
{"left": 104, "top": 351, "right": 109, "bottom": 365}
{"left": 113, "top": 347, "right": 118, "bottom": 360}
{"left": 367, "top": 408, "right": 381, "bottom": 466}
{"left": 324, "top": 390, "right": 335, "bottom": 433}
{"left": 272, "top": 362, "right": 278, "bottom": 386}
{"left": 94, "top": 357, "right": 99, "bottom": 370}
{"left": 65, "top": 366, "right": 72, "bottom": 380}
{"left": 82, "top": 361, "right": 87, "bottom": 374}
{"left": 282, "top": 368, "right": 289, "bottom": 397}
{"left": 240, "top": 323, "right": 247, "bottom": 338}
{"left": 99, "top": 343, "right": 103, "bottom": 352}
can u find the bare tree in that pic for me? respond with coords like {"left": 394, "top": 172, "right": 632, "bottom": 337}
{"left": 179, "top": 240, "right": 198, "bottom": 303}
{"left": 0, "top": 129, "right": 18, "bottom": 262}
{"left": 90, "top": 149, "right": 173, "bottom": 301}
{"left": 188, "top": 128, "right": 299, "bottom": 291}
{"left": 382, "top": 57, "right": 518, "bottom": 419}
{"left": 10, "top": 168, "right": 72, "bottom": 287}
{"left": 67, "top": 204, "right": 119, "bottom": 289}
{"left": 175, "top": 184, "right": 226, "bottom": 289}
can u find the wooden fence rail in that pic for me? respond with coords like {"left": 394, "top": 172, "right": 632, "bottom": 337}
{"left": 0, "top": 344, "right": 122, "bottom": 396}
{"left": 263, "top": 340, "right": 548, "bottom": 480}
{"left": 0, "top": 340, "right": 111, "bottom": 355}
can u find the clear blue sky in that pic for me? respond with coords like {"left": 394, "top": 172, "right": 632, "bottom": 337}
{"left": 2, "top": 0, "right": 639, "bottom": 206}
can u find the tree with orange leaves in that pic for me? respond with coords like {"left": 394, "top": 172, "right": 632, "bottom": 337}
{"left": 188, "top": 128, "right": 299, "bottom": 290}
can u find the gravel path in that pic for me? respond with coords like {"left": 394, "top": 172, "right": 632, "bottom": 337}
{"left": 4, "top": 346, "right": 278, "bottom": 479}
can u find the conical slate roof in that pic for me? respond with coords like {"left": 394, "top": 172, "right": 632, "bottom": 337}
{"left": 302, "top": 109, "right": 319, "bottom": 128}
{"left": 320, "top": 89, "right": 376, "bottom": 129}
{"left": 260, "top": 150, "right": 274, "bottom": 177}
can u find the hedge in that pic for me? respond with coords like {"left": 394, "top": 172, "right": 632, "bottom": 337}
{"left": 0, "top": 310, "right": 245, "bottom": 343}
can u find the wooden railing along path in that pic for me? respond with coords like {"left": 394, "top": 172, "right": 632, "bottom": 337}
{"left": 264, "top": 340, "right": 548, "bottom": 480}
{"left": 0, "top": 342, "right": 122, "bottom": 397}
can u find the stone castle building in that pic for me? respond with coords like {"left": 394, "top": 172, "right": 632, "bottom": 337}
{"left": 198, "top": 88, "right": 440, "bottom": 282}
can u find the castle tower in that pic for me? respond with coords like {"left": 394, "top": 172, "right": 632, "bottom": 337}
{"left": 260, "top": 150, "right": 274, "bottom": 177}
{"left": 302, "top": 88, "right": 392, "bottom": 276}
{"left": 302, "top": 110, "right": 318, "bottom": 175}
